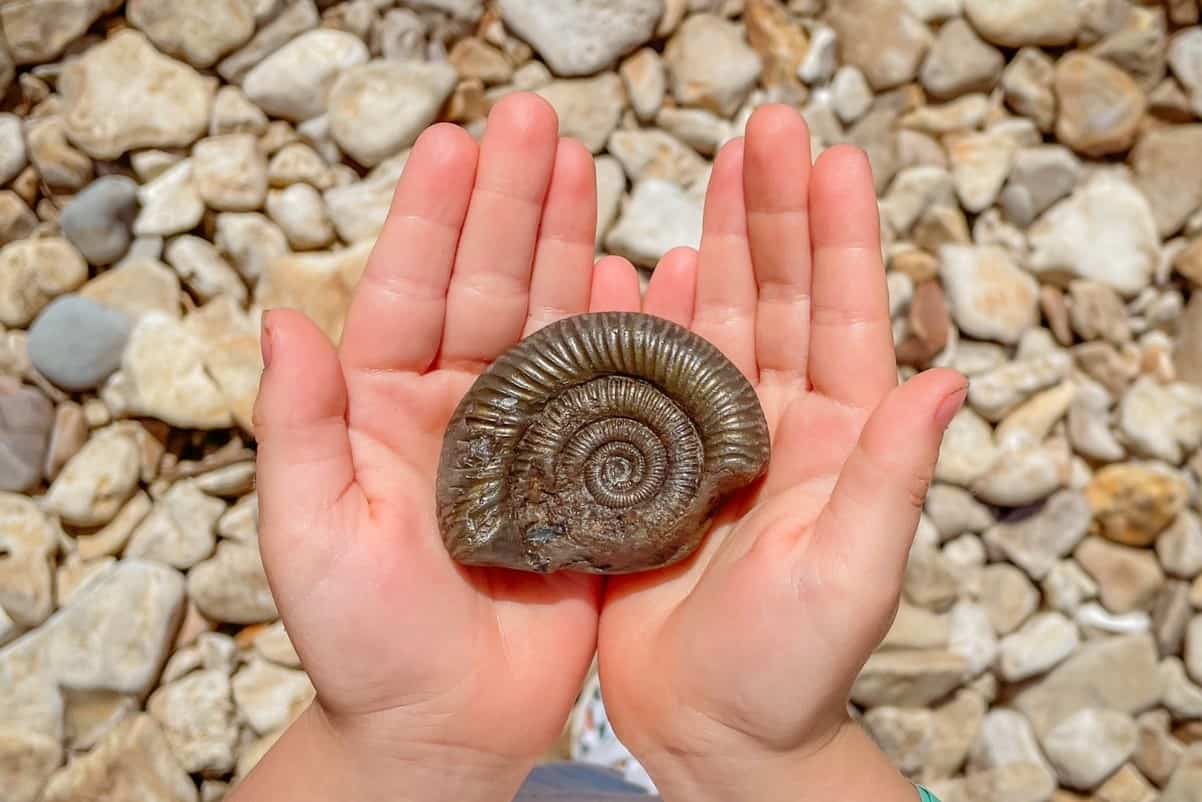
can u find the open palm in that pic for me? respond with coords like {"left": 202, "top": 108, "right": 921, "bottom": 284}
{"left": 594, "top": 107, "right": 966, "bottom": 780}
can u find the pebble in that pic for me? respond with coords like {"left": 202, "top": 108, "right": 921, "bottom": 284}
{"left": 862, "top": 706, "right": 932, "bottom": 775}
{"left": 924, "top": 484, "right": 994, "bottom": 540}
{"left": 323, "top": 150, "right": 408, "bottom": 243}
{"left": 79, "top": 258, "right": 182, "bottom": 320}
{"left": 1076, "top": 537, "right": 1166, "bottom": 614}
{"left": 606, "top": 179, "right": 703, "bottom": 269}
{"left": 40, "top": 714, "right": 197, "bottom": 802}
{"left": 60, "top": 30, "right": 217, "bottom": 161}
{"left": 218, "top": 0, "right": 321, "bottom": 84}
{"left": 1042, "top": 708, "right": 1138, "bottom": 791}
{"left": 1157, "top": 511, "right": 1202, "bottom": 579}
{"left": 963, "top": 0, "right": 1081, "bottom": 47}
{"left": 1086, "top": 463, "right": 1188, "bottom": 548}
{"left": 620, "top": 49, "right": 666, "bottom": 123}
{"left": 147, "top": 669, "right": 238, "bottom": 775}
{"left": 745, "top": 0, "right": 809, "bottom": 90}
{"left": 939, "top": 245, "right": 1037, "bottom": 345}
{"left": 60, "top": 176, "right": 139, "bottom": 266}
{"left": 254, "top": 240, "right": 372, "bottom": 342}
{"left": 134, "top": 160, "right": 206, "bottom": 238}
{"left": 1000, "top": 47, "right": 1056, "bottom": 133}
{"left": 214, "top": 212, "right": 290, "bottom": 284}
{"left": 831, "top": 66, "right": 874, "bottom": 125}
{"left": 925, "top": 763, "right": 1057, "bottom": 802}
{"left": 1162, "top": 761, "right": 1202, "bottom": 802}
{"left": 980, "top": 563, "right": 1039, "bottom": 635}
{"left": 995, "top": 382, "right": 1075, "bottom": 453}
{"left": 664, "top": 14, "right": 763, "bottom": 116}
{"left": 267, "top": 143, "right": 332, "bottom": 190}
{"left": 164, "top": 236, "right": 248, "bottom": 305}
{"left": 0, "top": 237, "right": 89, "bottom": 328}
{"left": 253, "top": 622, "right": 301, "bottom": 669}
{"left": 972, "top": 439, "right": 1071, "bottom": 507}
{"left": 0, "top": 114, "right": 26, "bottom": 188}
{"left": 232, "top": 659, "right": 315, "bottom": 735}
{"left": 192, "top": 134, "right": 268, "bottom": 213}
{"left": 0, "top": 380, "right": 52, "bottom": 494}
{"left": 1067, "top": 280, "right": 1128, "bottom": 344}
{"left": 883, "top": 602, "right": 950, "bottom": 651}
{"left": 125, "top": 482, "right": 225, "bottom": 570}
{"left": 1119, "top": 378, "right": 1202, "bottom": 464}
{"left": 0, "top": 0, "right": 114, "bottom": 65}
{"left": 1000, "top": 145, "right": 1080, "bottom": 227}
{"left": 934, "top": 406, "right": 999, "bottom": 486}
{"left": 1189, "top": 616, "right": 1202, "bottom": 684}
{"left": 184, "top": 298, "right": 263, "bottom": 434}
{"left": 217, "top": 493, "right": 258, "bottom": 543}
{"left": 1134, "top": 126, "right": 1202, "bottom": 240}
{"left": 242, "top": 29, "right": 369, "bottom": 122}
{"left": 0, "top": 729, "right": 61, "bottom": 802}
{"left": 850, "top": 649, "right": 967, "bottom": 707}
{"left": 984, "top": 491, "right": 1091, "bottom": 581}
{"left": 1170, "top": 27, "right": 1202, "bottom": 119}
{"left": 266, "top": 184, "right": 337, "bottom": 251}
{"left": 1134, "top": 711, "right": 1183, "bottom": 788}
{"left": 1054, "top": 53, "right": 1146, "bottom": 158}
{"left": 970, "top": 709, "right": 1055, "bottom": 780}
{"left": 497, "top": 0, "right": 661, "bottom": 78}
{"left": 26, "top": 116, "right": 93, "bottom": 192}
{"left": 0, "top": 493, "right": 56, "bottom": 628}
{"left": 1162, "top": 657, "right": 1202, "bottom": 720}
{"left": 42, "top": 422, "right": 155, "bottom": 527}
{"left": 1028, "top": 172, "right": 1161, "bottom": 298}
{"left": 27, "top": 295, "right": 132, "bottom": 392}
{"left": 920, "top": 17, "right": 1003, "bottom": 99}
{"left": 187, "top": 541, "right": 278, "bottom": 624}
{"left": 798, "top": 23, "right": 837, "bottom": 84}
{"left": 0, "top": 191, "right": 36, "bottom": 247}
{"left": 328, "top": 60, "right": 457, "bottom": 168}
{"left": 608, "top": 129, "right": 708, "bottom": 188}
{"left": 827, "top": 0, "right": 930, "bottom": 91}
{"left": 211, "top": 86, "right": 269, "bottom": 137}
{"left": 535, "top": 73, "right": 626, "bottom": 154}
{"left": 998, "top": 612, "right": 1080, "bottom": 682}
{"left": 127, "top": 0, "right": 254, "bottom": 69}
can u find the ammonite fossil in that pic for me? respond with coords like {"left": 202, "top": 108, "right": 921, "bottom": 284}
{"left": 435, "top": 311, "right": 771, "bottom": 574}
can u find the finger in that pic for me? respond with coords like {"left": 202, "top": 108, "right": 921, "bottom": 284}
{"left": 811, "top": 369, "right": 967, "bottom": 587}
{"left": 339, "top": 124, "right": 478, "bottom": 374}
{"left": 744, "top": 105, "right": 812, "bottom": 383}
{"left": 693, "top": 139, "right": 758, "bottom": 381}
{"left": 523, "top": 138, "right": 597, "bottom": 337}
{"left": 254, "top": 310, "right": 359, "bottom": 554}
{"left": 808, "top": 146, "right": 896, "bottom": 408}
{"left": 643, "top": 246, "right": 698, "bottom": 327}
{"left": 589, "top": 256, "right": 642, "bottom": 313}
{"left": 440, "top": 93, "right": 560, "bottom": 369}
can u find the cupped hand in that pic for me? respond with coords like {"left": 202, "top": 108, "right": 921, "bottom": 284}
{"left": 249, "top": 94, "right": 641, "bottom": 795}
{"left": 595, "top": 105, "right": 967, "bottom": 796}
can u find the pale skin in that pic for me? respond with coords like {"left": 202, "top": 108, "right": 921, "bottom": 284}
{"left": 232, "top": 93, "right": 967, "bottom": 802}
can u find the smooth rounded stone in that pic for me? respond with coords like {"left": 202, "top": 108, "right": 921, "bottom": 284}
{"left": 903, "top": 545, "right": 959, "bottom": 612}
{"left": 939, "top": 245, "right": 1037, "bottom": 345}
{"left": 743, "top": 0, "right": 808, "bottom": 91}
{"left": 1068, "top": 388, "right": 1126, "bottom": 463}
{"left": 1054, "top": 52, "right": 1146, "bottom": 158}
{"left": 882, "top": 601, "right": 951, "bottom": 651}
{"left": 1067, "top": 280, "right": 1128, "bottom": 345}
{"left": 497, "top": 0, "right": 661, "bottom": 78}
{"left": 620, "top": 48, "right": 666, "bottom": 122}
{"left": 164, "top": 236, "right": 247, "bottom": 305}
{"left": 0, "top": 494, "right": 56, "bottom": 628}
{"left": 211, "top": 86, "right": 269, "bottom": 137}
{"left": 980, "top": 563, "right": 1039, "bottom": 635}
{"left": 232, "top": 659, "right": 314, "bottom": 736}
{"left": 995, "top": 383, "right": 1075, "bottom": 453}
{"left": 1162, "top": 658, "right": 1202, "bottom": 720}
{"left": 984, "top": 491, "right": 1091, "bottom": 582}
{"left": 60, "top": 176, "right": 139, "bottom": 267}
{"left": 0, "top": 0, "right": 120, "bottom": 65}
{"left": 1132, "top": 125, "right": 1202, "bottom": 238}
{"left": 0, "top": 191, "right": 37, "bottom": 247}
{"left": 970, "top": 709, "right": 1055, "bottom": 778}
{"left": 606, "top": 179, "right": 703, "bottom": 270}
{"left": 267, "top": 143, "right": 331, "bottom": 189}
{"left": 1042, "top": 709, "right": 1138, "bottom": 791}
{"left": 1157, "top": 511, "right": 1202, "bottom": 579}
{"left": 0, "top": 237, "right": 89, "bottom": 329}
{"left": 999, "top": 47, "right": 1056, "bottom": 133}
{"left": 826, "top": 0, "right": 929, "bottom": 91}
{"left": 26, "top": 115, "right": 94, "bottom": 192}
{"left": 253, "top": 622, "right": 301, "bottom": 669}
{"left": 972, "top": 440, "right": 1071, "bottom": 507}
{"left": 1119, "top": 378, "right": 1202, "bottom": 465}
{"left": 60, "top": 30, "right": 216, "bottom": 161}
{"left": 193, "top": 463, "right": 255, "bottom": 499}
{"left": 1076, "top": 537, "right": 1166, "bottom": 615}
{"left": 1190, "top": 616, "right": 1202, "bottom": 685}
{"left": 796, "top": 22, "right": 836, "bottom": 85}
{"left": 0, "top": 380, "right": 52, "bottom": 494}
{"left": 608, "top": 129, "right": 708, "bottom": 188}
{"left": 133, "top": 160, "right": 205, "bottom": 238}
{"left": 880, "top": 167, "right": 956, "bottom": 236}
{"left": 535, "top": 73, "right": 626, "bottom": 155}
{"left": 945, "top": 127, "right": 1021, "bottom": 214}
{"left": 103, "top": 312, "right": 233, "bottom": 429}
{"left": 1076, "top": 602, "right": 1151, "bottom": 637}
{"left": 1135, "top": 713, "right": 1184, "bottom": 790}
{"left": 40, "top": 714, "right": 197, "bottom": 802}
{"left": 1162, "top": 760, "right": 1202, "bottom": 802}
{"left": 1153, "top": 580, "right": 1192, "bottom": 655}
{"left": 147, "top": 669, "right": 237, "bottom": 775}
{"left": 125, "top": 482, "right": 225, "bottom": 570}
{"left": 920, "top": 17, "right": 1003, "bottom": 99}
{"left": 1086, "top": 463, "right": 1188, "bottom": 548}
{"left": 449, "top": 37, "right": 512, "bottom": 86}
{"left": 41, "top": 423, "right": 154, "bottom": 528}
{"left": 862, "top": 706, "right": 933, "bottom": 776}
{"left": 188, "top": 541, "right": 277, "bottom": 624}
{"left": 327, "top": 60, "right": 456, "bottom": 168}
{"left": 127, "top": 0, "right": 253, "bottom": 69}
{"left": 998, "top": 612, "right": 1080, "bottom": 682}
{"left": 925, "top": 484, "right": 994, "bottom": 540}
{"left": 79, "top": 259, "right": 182, "bottom": 322}
{"left": 925, "top": 763, "right": 1057, "bottom": 802}
{"left": 934, "top": 406, "right": 998, "bottom": 486}
{"left": 1170, "top": 28, "right": 1202, "bottom": 118}
{"left": 1000, "top": 146, "right": 1081, "bottom": 228}
{"left": 968, "top": 351, "right": 1071, "bottom": 423}
{"left": 43, "top": 400, "right": 85, "bottom": 483}
{"left": 831, "top": 66, "right": 873, "bottom": 125}
{"left": 183, "top": 298, "right": 262, "bottom": 434}
{"left": 217, "top": 492, "right": 258, "bottom": 542}
{"left": 321, "top": 149, "right": 407, "bottom": 244}
{"left": 266, "top": 184, "right": 336, "bottom": 251}
{"left": 254, "top": 240, "right": 371, "bottom": 342}
{"left": 1095, "top": 764, "right": 1157, "bottom": 802}
{"left": 948, "top": 601, "right": 998, "bottom": 678}
{"left": 964, "top": 0, "right": 1080, "bottom": 47}
{"left": 192, "top": 134, "right": 268, "bottom": 213}
{"left": 26, "top": 296, "right": 132, "bottom": 393}
{"left": 0, "top": 114, "right": 26, "bottom": 188}
{"left": 213, "top": 212, "right": 289, "bottom": 284}
{"left": 0, "top": 730, "right": 62, "bottom": 802}
{"left": 850, "top": 649, "right": 967, "bottom": 708}
{"left": 664, "top": 14, "right": 762, "bottom": 116}
{"left": 1029, "top": 172, "right": 1159, "bottom": 298}
{"left": 217, "top": 0, "right": 320, "bottom": 82}
{"left": 242, "top": 29, "right": 369, "bottom": 122}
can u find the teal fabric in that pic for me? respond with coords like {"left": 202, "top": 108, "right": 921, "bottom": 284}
{"left": 916, "top": 785, "right": 941, "bottom": 802}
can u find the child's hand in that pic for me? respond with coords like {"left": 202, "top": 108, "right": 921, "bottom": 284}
{"left": 242, "top": 95, "right": 632, "bottom": 802}
{"left": 595, "top": 105, "right": 967, "bottom": 801}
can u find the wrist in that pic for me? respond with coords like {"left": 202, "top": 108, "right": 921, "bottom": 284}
{"left": 642, "top": 717, "right": 918, "bottom": 802}
{"left": 231, "top": 702, "right": 533, "bottom": 802}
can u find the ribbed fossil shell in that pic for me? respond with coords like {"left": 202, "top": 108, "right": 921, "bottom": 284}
{"left": 436, "top": 311, "right": 771, "bottom": 574}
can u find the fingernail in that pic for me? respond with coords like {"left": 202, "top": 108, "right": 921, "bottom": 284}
{"left": 934, "top": 385, "right": 968, "bottom": 429}
{"left": 261, "top": 312, "right": 275, "bottom": 370}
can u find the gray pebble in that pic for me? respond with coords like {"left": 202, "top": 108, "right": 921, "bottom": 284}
{"left": 60, "top": 175, "right": 140, "bottom": 266}
{"left": 27, "top": 296, "right": 133, "bottom": 392}
{"left": 0, "top": 378, "right": 53, "bottom": 493}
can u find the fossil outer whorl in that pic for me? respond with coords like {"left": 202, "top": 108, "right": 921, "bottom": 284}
{"left": 436, "top": 311, "right": 771, "bottom": 574}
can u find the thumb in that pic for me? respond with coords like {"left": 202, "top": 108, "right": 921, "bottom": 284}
{"left": 253, "top": 309, "right": 356, "bottom": 559}
{"left": 812, "top": 368, "right": 967, "bottom": 588}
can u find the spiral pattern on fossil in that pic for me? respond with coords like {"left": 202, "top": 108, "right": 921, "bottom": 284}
{"left": 436, "top": 311, "right": 771, "bottom": 574}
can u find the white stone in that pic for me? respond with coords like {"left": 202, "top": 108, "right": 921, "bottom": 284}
{"left": 134, "top": 161, "right": 205, "bottom": 238}
{"left": 798, "top": 24, "right": 837, "bottom": 84}
{"left": 664, "top": 14, "right": 763, "bottom": 117}
{"left": 535, "top": 73, "right": 627, "bottom": 154}
{"left": 939, "top": 245, "right": 1038, "bottom": 345}
{"left": 210, "top": 85, "right": 269, "bottom": 137}
{"left": 1119, "top": 377, "right": 1202, "bottom": 464}
{"left": 998, "top": 612, "right": 1080, "bottom": 682}
{"left": 1158, "top": 511, "right": 1202, "bottom": 579}
{"left": 267, "top": 184, "right": 336, "bottom": 250}
{"left": 0, "top": 114, "right": 26, "bottom": 187}
{"left": 125, "top": 482, "right": 225, "bottom": 570}
{"left": 214, "top": 212, "right": 290, "bottom": 283}
{"left": 608, "top": 129, "right": 708, "bottom": 188}
{"left": 242, "top": 29, "right": 369, "bottom": 122}
{"left": 43, "top": 423, "right": 151, "bottom": 527}
{"left": 935, "top": 407, "right": 998, "bottom": 486}
{"left": 1042, "top": 708, "right": 1138, "bottom": 791}
{"left": 232, "top": 659, "right": 314, "bottom": 735}
{"left": 0, "top": 237, "right": 88, "bottom": 328}
{"left": 188, "top": 541, "right": 278, "bottom": 624}
{"left": 605, "top": 179, "right": 703, "bottom": 269}
{"left": 323, "top": 151, "right": 409, "bottom": 244}
{"left": 948, "top": 601, "right": 998, "bottom": 678}
{"left": 945, "top": 128, "right": 1017, "bottom": 213}
{"left": 964, "top": 0, "right": 1081, "bottom": 47}
{"left": 0, "top": 494, "right": 56, "bottom": 628}
{"left": 148, "top": 669, "right": 237, "bottom": 775}
{"left": 192, "top": 134, "right": 268, "bottom": 212}
{"left": 831, "top": 66, "right": 873, "bottom": 125}
{"left": 165, "top": 235, "right": 248, "bottom": 304}
{"left": 497, "top": 0, "right": 663, "bottom": 77}
{"left": 128, "top": 0, "right": 254, "bottom": 69}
